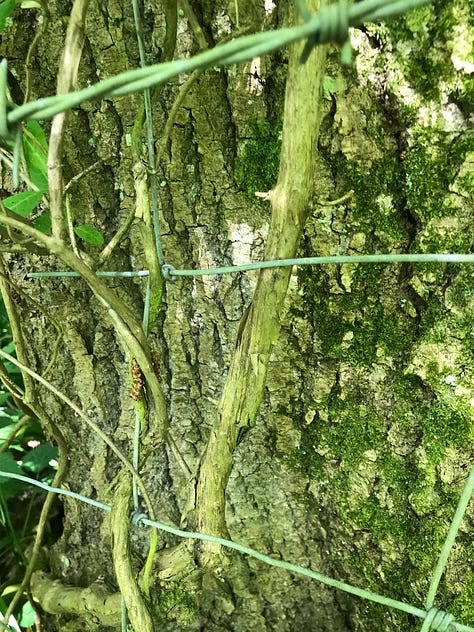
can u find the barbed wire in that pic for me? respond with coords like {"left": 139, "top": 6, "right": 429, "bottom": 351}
{"left": 1, "top": 0, "right": 432, "bottom": 140}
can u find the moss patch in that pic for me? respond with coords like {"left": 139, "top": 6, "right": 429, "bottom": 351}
{"left": 389, "top": 1, "right": 457, "bottom": 102}
{"left": 153, "top": 582, "right": 197, "bottom": 628}
{"left": 234, "top": 117, "right": 282, "bottom": 196}
{"left": 451, "top": 569, "right": 474, "bottom": 625}
{"left": 404, "top": 131, "right": 474, "bottom": 228}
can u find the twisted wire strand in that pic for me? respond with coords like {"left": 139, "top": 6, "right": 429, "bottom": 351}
{"left": 1, "top": 1, "right": 433, "bottom": 134}
{"left": 421, "top": 608, "right": 455, "bottom": 632}
{"left": 300, "top": 0, "right": 350, "bottom": 64}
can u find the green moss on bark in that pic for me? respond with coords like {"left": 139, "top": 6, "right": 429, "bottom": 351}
{"left": 279, "top": 3, "right": 474, "bottom": 627}
{"left": 234, "top": 117, "right": 282, "bottom": 196}
{"left": 152, "top": 583, "right": 197, "bottom": 628}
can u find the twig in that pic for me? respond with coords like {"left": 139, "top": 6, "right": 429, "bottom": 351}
{"left": 154, "top": 69, "right": 201, "bottom": 169}
{"left": 181, "top": 0, "right": 208, "bottom": 49}
{"left": 0, "top": 348, "right": 157, "bottom": 521}
{"left": 63, "top": 158, "right": 105, "bottom": 193}
{"left": 110, "top": 473, "right": 154, "bottom": 632}
{"left": 48, "top": 0, "right": 91, "bottom": 241}
{"left": 24, "top": 5, "right": 49, "bottom": 103}
{"left": 317, "top": 189, "right": 354, "bottom": 206}
{"left": 0, "top": 212, "right": 168, "bottom": 477}
{"left": 0, "top": 415, "right": 30, "bottom": 453}
{"left": 98, "top": 208, "right": 136, "bottom": 266}
{"left": 65, "top": 194, "right": 80, "bottom": 257}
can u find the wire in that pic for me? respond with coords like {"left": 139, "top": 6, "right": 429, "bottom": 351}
{"left": 26, "top": 253, "right": 474, "bottom": 283}
{"left": 1, "top": 467, "right": 473, "bottom": 631}
{"left": 4, "top": 1, "right": 433, "bottom": 130}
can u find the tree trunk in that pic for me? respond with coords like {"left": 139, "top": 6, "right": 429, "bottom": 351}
{"left": 1, "top": 1, "right": 473, "bottom": 631}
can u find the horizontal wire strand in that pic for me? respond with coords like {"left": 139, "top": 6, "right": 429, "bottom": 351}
{"left": 2, "top": 468, "right": 472, "bottom": 631}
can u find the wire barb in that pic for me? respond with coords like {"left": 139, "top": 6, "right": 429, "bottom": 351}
{"left": 300, "top": 0, "right": 350, "bottom": 64}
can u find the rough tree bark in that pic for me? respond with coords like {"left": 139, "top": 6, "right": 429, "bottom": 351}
{"left": 0, "top": 1, "right": 473, "bottom": 631}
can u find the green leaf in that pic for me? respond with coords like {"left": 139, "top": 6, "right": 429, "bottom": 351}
{"left": 18, "top": 600, "right": 36, "bottom": 626}
{"left": 0, "top": 391, "right": 12, "bottom": 405}
{"left": 2, "top": 355, "right": 21, "bottom": 375}
{"left": 34, "top": 211, "right": 51, "bottom": 234}
{"left": 0, "top": 605, "right": 20, "bottom": 632}
{"left": 21, "top": 0, "right": 43, "bottom": 8}
{"left": 22, "top": 442, "right": 58, "bottom": 474}
{"left": 0, "top": 419, "right": 18, "bottom": 441}
{"left": 23, "top": 121, "right": 48, "bottom": 192}
{"left": 0, "top": 452, "right": 22, "bottom": 479}
{"left": 26, "top": 119, "right": 47, "bottom": 150}
{"left": 0, "top": 595, "right": 9, "bottom": 620}
{"left": 0, "top": 452, "right": 25, "bottom": 499}
{"left": 3, "top": 191, "right": 42, "bottom": 218}
{"left": 74, "top": 224, "right": 104, "bottom": 246}
{"left": 0, "top": 0, "right": 16, "bottom": 32}
{"left": 2, "top": 341, "right": 15, "bottom": 354}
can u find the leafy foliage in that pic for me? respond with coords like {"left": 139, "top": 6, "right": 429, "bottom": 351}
{"left": 1, "top": 122, "right": 105, "bottom": 245}
{"left": 0, "top": 300, "right": 59, "bottom": 630}
{"left": 2, "top": 191, "right": 43, "bottom": 218}
{"left": 73, "top": 224, "right": 105, "bottom": 245}
{"left": 22, "top": 120, "right": 48, "bottom": 192}
{"left": 0, "top": 0, "right": 16, "bottom": 33}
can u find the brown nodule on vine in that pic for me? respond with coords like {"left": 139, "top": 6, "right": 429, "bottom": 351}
{"left": 130, "top": 358, "right": 143, "bottom": 401}
{"left": 150, "top": 350, "right": 160, "bottom": 378}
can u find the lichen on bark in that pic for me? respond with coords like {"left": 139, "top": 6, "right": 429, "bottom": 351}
{"left": 276, "top": 2, "right": 474, "bottom": 628}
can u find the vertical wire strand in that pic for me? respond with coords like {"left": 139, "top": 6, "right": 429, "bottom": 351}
{"left": 424, "top": 465, "right": 474, "bottom": 610}
{"left": 130, "top": 0, "right": 155, "bottom": 512}
{"left": 131, "top": 0, "right": 164, "bottom": 266}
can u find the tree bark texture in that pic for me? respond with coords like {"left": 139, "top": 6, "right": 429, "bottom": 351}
{"left": 0, "top": 1, "right": 473, "bottom": 631}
